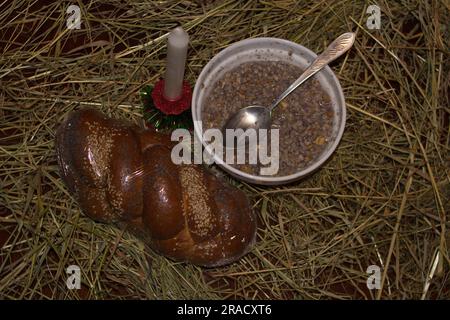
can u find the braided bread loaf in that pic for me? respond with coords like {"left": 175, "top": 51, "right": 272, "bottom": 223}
{"left": 55, "top": 109, "right": 256, "bottom": 267}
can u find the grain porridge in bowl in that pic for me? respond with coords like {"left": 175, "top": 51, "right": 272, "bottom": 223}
{"left": 201, "top": 60, "right": 334, "bottom": 177}
{"left": 192, "top": 37, "right": 346, "bottom": 185}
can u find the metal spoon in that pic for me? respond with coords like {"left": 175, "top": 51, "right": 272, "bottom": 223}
{"left": 222, "top": 32, "right": 356, "bottom": 147}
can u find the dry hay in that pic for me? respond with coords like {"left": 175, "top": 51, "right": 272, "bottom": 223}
{"left": 0, "top": 0, "right": 449, "bottom": 299}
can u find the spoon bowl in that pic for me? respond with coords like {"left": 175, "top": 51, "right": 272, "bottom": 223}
{"left": 222, "top": 32, "right": 355, "bottom": 147}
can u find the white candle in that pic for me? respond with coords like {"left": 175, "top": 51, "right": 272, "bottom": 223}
{"left": 163, "top": 26, "right": 189, "bottom": 100}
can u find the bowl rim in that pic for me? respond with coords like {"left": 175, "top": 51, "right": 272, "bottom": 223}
{"left": 192, "top": 37, "right": 346, "bottom": 185}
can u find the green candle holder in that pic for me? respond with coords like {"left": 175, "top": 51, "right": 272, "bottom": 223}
{"left": 140, "top": 83, "right": 193, "bottom": 132}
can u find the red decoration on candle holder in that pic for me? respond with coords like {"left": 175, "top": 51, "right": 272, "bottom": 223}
{"left": 151, "top": 79, "right": 192, "bottom": 115}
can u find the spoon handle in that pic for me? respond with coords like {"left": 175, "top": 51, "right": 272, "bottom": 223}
{"left": 269, "top": 32, "right": 356, "bottom": 112}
